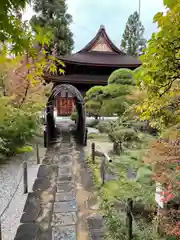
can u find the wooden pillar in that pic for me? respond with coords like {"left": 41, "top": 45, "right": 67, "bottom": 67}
{"left": 46, "top": 102, "right": 55, "bottom": 143}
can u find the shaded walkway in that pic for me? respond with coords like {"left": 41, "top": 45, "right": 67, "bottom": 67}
{"left": 14, "top": 127, "right": 78, "bottom": 240}
{"left": 14, "top": 124, "right": 104, "bottom": 240}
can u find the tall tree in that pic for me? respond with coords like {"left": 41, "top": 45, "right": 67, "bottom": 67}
{"left": 31, "top": 0, "right": 74, "bottom": 55}
{"left": 120, "top": 11, "right": 146, "bottom": 56}
{"left": 0, "top": 0, "right": 30, "bottom": 54}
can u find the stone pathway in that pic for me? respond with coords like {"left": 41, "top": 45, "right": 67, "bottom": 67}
{"left": 14, "top": 125, "right": 106, "bottom": 240}
{"left": 52, "top": 133, "right": 77, "bottom": 240}
{"left": 14, "top": 129, "right": 79, "bottom": 240}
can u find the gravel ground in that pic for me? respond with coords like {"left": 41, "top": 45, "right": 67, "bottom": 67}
{"left": 85, "top": 128, "right": 113, "bottom": 156}
{"left": 0, "top": 144, "right": 46, "bottom": 240}
{"left": 88, "top": 127, "right": 99, "bottom": 134}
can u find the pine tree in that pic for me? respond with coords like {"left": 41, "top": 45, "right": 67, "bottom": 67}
{"left": 120, "top": 11, "right": 146, "bottom": 56}
{"left": 31, "top": 0, "right": 74, "bottom": 55}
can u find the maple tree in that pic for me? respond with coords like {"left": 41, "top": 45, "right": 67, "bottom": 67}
{"left": 135, "top": 0, "right": 180, "bottom": 130}
{"left": 0, "top": 0, "right": 32, "bottom": 54}
{"left": 0, "top": 26, "right": 62, "bottom": 156}
{"left": 145, "top": 127, "right": 180, "bottom": 236}
{"left": 135, "top": 0, "right": 180, "bottom": 237}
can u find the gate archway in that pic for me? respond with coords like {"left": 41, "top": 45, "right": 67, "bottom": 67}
{"left": 45, "top": 84, "right": 87, "bottom": 146}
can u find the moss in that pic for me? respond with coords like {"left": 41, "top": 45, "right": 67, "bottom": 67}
{"left": 88, "top": 133, "right": 109, "bottom": 141}
{"left": 86, "top": 156, "right": 102, "bottom": 187}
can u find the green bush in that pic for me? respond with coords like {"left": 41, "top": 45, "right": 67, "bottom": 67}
{"left": 96, "top": 121, "right": 110, "bottom": 133}
{"left": 108, "top": 127, "right": 139, "bottom": 143}
{"left": 108, "top": 68, "right": 135, "bottom": 85}
{"left": 0, "top": 102, "right": 40, "bottom": 157}
{"left": 86, "top": 119, "right": 99, "bottom": 128}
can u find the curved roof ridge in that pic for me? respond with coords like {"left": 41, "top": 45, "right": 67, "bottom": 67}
{"left": 78, "top": 25, "right": 125, "bottom": 55}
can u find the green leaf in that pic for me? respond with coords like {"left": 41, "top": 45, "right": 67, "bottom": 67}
{"left": 153, "top": 12, "right": 163, "bottom": 23}
{"left": 136, "top": 167, "right": 152, "bottom": 180}
{"left": 56, "top": 59, "right": 65, "bottom": 67}
{"left": 49, "top": 64, "right": 57, "bottom": 74}
{"left": 59, "top": 68, "right": 65, "bottom": 75}
{"left": 163, "top": 0, "right": 177, "bottom": 8}
{"left": 16, "top": 145, "right": 33, "bottom": 153}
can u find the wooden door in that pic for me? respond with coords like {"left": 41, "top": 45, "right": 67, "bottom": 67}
{"left": 56, "top": 97, "right": 74, "bottom": 116}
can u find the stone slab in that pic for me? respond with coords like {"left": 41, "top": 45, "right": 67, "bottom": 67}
{"left": 57, "top": 174, "right": 72, "bottom": 182}
{"left": 52, "top": 226, "right": 76, "bottom": 240}
{"left": 52, "top": 155, "right": 60, "bottom": 164}
{"left": 59, "top": 148, "right": 72, "bottom": 155}
{"left": 53, "top": 212, "right": 77, "bottom": 226}
{"left": 37, "top": 227, "right": 52, "bottom": 240}
{"left": 37, "top": 165, "right": 58, "bottom": 179}
{"left": 53, "top": 200, "right": 77, "bottom": 213}
{"left": 55, "top": 192, "right": 75, "bottom": 201}
{"left": 23, "top": 192, "right": 40, "bottom": 212}
{"left": 56, "top": 181, "right": 74, "bottom": 193}
{"left": 21, "top": 193, "right": 41, "bottom": 223}
{"left": 33, "top": 178, "right": 51, "bottom": 192}
{"left": 14, "top": 223, "right": 39, "bottom": 240}
{"left": 89, "top": 229, "right": 104, "bottom": 240}
{"left": 87, "top": 216, "right": 104, "bottom": 230}
{"left": 58, "top": 166, "right": 72, "bottom": 175}
{"left": 59, "top": 155, "right": 73, "bottom": 164}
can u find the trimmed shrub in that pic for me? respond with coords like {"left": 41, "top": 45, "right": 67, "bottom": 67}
{"left": 108, "top": 68, "right": 135, "bottom": 85}
{"left": 86, "top": 119, "right": 99, "bottom": 128}
{"left": 96, "top": 121, "right": 110, "bottom": 133}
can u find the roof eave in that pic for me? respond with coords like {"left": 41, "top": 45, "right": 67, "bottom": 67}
{"left": 58, "top": 58, "right": 141, "bottom": 68}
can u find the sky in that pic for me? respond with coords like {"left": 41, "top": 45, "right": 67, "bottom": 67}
{"left": 22, "top": 0, "right": 165, "bottom": 52}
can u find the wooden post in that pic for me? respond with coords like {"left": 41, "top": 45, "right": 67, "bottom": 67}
{"left": 100, "top": 157, "right": 105, "bottom": 185}
{"left": 84, "top": 128, "right": 88, "bottom": 146}
{"left": 91, "top": 142, "right": 95, "bottom": 164}
{"left": 127, "top": 198, "right": 133, "bottom": 240}
{"left": 44, "top": 128, "right": 47, "bottom": 148}
{"left": 0, "top": 217, "right": 2, "bottom": 240}
{"left": 23, "top": 162, "right": 28, "bottom": 194}
{"left": 36, "top": 143, "right": 40, "bottom": 164}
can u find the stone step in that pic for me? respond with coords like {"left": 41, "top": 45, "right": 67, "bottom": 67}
{"left": 37, "top": 165, "right": 58, "bottom": 179}
{"left": 56, "top": 181, "right": 74, "bottom": 193}
{"left": 53, "top": 212, "right": 77, "bottom": 227}
{"left": 57, "top": 174, "right": 72, "bottom": 182}
{"left": 52, "top": 225, "right": 76, "bottom": 240}
{"left": 55, "top": 192, "right": 75, "bottom": 202}
{"left": 53, "top": 200, "right": 77, "bottom": 213}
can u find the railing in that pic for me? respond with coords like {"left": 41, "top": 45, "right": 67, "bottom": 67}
{"left": 0, "top": 143, "right": 41, "bottom": 240}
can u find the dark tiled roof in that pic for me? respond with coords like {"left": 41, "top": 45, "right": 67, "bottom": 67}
{"left": 59, "top": 51, "right": 141, "bottom": 67}
{"left": 78, "top": 25, "right": 124, "bottom": 54}
{"left": 44, "top": 74, "right": 109, "bottom": 84}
